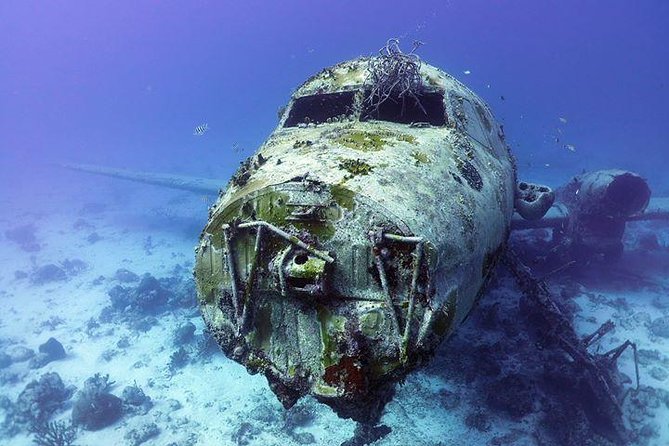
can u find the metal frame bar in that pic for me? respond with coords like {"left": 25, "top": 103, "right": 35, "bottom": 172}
{"left": 371, "top": 245, "right": 402, "bottom": 342}
{"left": 601, "top": 340, "right": 640, "bottom": 391}
{"left": 238, "top": 221, "right": 334, "bottom": 263}
{"left": 369, "top": 229, "right": 425, "bottom": 358}
{"left": 222, "top": 225, "right": 240, "bottom": 319}
{"left": 276, "top": 245, "right": 293, "bottom": 297}
{"left": 402, "top": 241, "right": 423, "bottom": 361}
{"left": 238, "top": 225, "right": 263, "bottom": 334}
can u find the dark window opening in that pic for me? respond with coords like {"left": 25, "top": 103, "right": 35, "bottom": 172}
{"left": 284, "top": 91, "right": 356, "bottom": 127}
{"left": 361, "top": 90, "right": 446, "bottom": 126}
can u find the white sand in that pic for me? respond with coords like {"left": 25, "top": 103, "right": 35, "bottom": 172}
{"left": 0, "top": 175, "right": 668, "bottom": 445}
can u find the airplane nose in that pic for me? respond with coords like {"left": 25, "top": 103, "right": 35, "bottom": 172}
{"left": 194, "top": 179, "right": 444, "bottom": 415}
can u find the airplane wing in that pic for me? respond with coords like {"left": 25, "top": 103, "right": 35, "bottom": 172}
{"left": 511, "top": 197, "right": 669, "bottom": 231}
{"left": 633, "top": 197, "right": 669, "bottom": 221}
{"left": 61, "top": 163, "right": 222, "bottom": 195}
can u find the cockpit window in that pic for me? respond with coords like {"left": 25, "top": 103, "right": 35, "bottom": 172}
{"left": 284, "top": 91, "right": 356, "bottom": 127}
{"left": 361, "top": 90, "right": 446, "bottom": 126}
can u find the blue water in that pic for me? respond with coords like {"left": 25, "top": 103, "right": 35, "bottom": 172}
{"left": 1, "top": 1, "right": 669, "bottom": 445}
{"left": 2, "top": 1, "right": 668, "bottom": 189}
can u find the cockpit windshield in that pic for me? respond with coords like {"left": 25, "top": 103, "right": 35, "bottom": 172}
{"left": 283, "top": 89, "right": 447, "bottom": 127}
{"left": 361, "top": 90, "right": 446, "bottom": 126}
{"left": 284, "top": 91, "right": 356, "bottom": 127}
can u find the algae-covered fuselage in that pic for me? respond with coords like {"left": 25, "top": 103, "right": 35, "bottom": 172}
{"left": 194, "top": 57, "right": 515, "bottom": 422}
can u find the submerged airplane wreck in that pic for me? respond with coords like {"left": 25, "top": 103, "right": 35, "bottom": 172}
{"left": 65, "top": 40, "right": 669, "bottom": 445}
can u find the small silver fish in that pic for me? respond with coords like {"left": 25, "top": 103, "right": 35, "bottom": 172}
{"left": 559, "top": 117, "right": 568, "bottom": 124}
{"left": 193, "top": 123, "right": 209, "bottom": 136}
{"left": 564, "top": 144, "right": 576, "bottom": 152}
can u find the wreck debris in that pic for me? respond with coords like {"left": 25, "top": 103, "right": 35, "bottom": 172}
{"left": 514, "top": 181, "right": 555, "bottom": 221}
{"left": 503, "top": 249, "right": 637, "bottom": 444}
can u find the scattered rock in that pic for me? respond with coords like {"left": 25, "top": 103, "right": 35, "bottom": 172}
{"left": 99, "top": 349, "right": 119, "bottom": 362}
{"left": 7, "top": 345, "right": 35, "bottom": 363}
{"left": 0, "top": 370, "right": 23, "bottom": 386}
{"left": 13, "top": 372, "right": 74, "bottom": 425}
{"left": 292, "top": 432, "right": 316, "bottom": 444}
{"left": 638, "top": 422, "right": 659, "bottom": 438}
{"left": 649, "top": 367, "right": 668, "bottom": 382}
{"left": 87, "top": 232, "right": 102, "bottom": 244}
{"left": 117, "top": 336, "right": 131, "bottom": 349}
{"left": 173, "top": 322, "right": 196, "bottom": 346}
{"left": 130, "top": 316, "right": 158, "bottom": 332}
{"left": 30, "top": 337, "right": 66, "bottom": 369}
{"left": 231, "top": 422, "right": 261, "bottom": 446}
{"left": 30, "top": 259, "right": 88, "bottom": 285}
{"left": 0, "top": 353, "right": 12, "bottom": 369}
{"left": 99, "top": 270, "right": 195, "bottom": 333}
{"left": 623, "top": 385, "right": 667, "bottom": 438}
{"left": 40, "top": 316, "right": 65, "bottom": 330}
{"left": 124, "top": 422, "right": 159, "bottom": 446}
{"left": 60, "top": 258, "right": 87, "bottom": 275}
{"left": 72, "top": 218, "right": 94, "bottom": 230}
{"left": 5, "top": 224, "right": 40, "bottom": 252}
{"left": 652, "top": 295, "right": 669, "bottom": 310}
{"left": 109, "top": 274, "right": 169, "bottom": 314}
{"left": 30, "top": 264, "right": 67, "bottom": 285}
{"left": 637, "top": 349, "right": 662, "bottom": 367}
{"left": 114, "top": 268, "right": 140, "bottom": 283}
{"left": 122, "top": 385, "right": 153, "bottom": 414}
{"left": 166, "top": 399, "right": 182, "bottom": 411}
{"left": 649, "top": 316, "right": 669, "bottom": 338}
{"left": 39, "top": 337, "right": 66, "bottom": 359}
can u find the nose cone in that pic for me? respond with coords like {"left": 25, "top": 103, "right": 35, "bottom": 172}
{"left": 194, "top": 179, "right": 443, "bottom": 421}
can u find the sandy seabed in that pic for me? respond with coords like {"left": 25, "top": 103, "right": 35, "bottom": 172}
{"left": 1, "top": 177, "right": 668, "bottom": 446}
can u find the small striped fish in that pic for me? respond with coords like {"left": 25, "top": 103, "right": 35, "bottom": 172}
{"left": 193, "top": 123, "right": 209, "bottom": 136}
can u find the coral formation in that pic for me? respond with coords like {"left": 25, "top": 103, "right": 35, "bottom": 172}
{"left": 121, "top": 384, "right": 153, "bottom": 415}
{"left": 71, "top": 374, "right": 123, "bottom": 431}
{"left": 29, "top": 420, "right": 77, "bottom": 446}
{"left": 10, "top": 373, "right": 74, "bottom": 427}
{"left": 98, "top": 272, "right": 194, "bottom": 331}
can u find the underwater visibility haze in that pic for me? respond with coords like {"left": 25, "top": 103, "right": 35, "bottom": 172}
{"left": 1, "top": 1, "right": 669, "bottom": 445}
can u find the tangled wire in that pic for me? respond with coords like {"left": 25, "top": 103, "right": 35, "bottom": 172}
{"left": 365, "top": 38, "right": 427, "bottom": 117}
